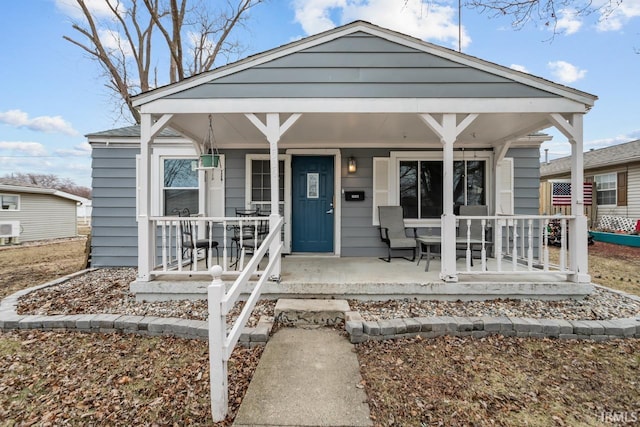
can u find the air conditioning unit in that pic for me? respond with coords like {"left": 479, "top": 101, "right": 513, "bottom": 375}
{"left": 0, "top": 221, "right": 20, "bottom": 238}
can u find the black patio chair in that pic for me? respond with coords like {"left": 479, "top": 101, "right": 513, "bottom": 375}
{"left": 175, "top": 208, "right": 219, "bottom": 269}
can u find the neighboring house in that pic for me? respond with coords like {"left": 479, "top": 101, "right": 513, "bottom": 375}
{"left": 541, "top": 139, "right": 640, "bottom": 225}
{"left": 0, "top": 180, "right": 81, "bottom": 243}
{"left": 88, "top": 21, "right": 597, "bottom": 291}
{"left": 76, "top": 197, "right": 92, "bottom": 224}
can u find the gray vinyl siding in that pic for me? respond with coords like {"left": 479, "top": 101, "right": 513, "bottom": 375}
{"left": 168, "top": 33, "right": 558, "bottom": 100}
{"left": 339, "top": 147, "right": 541, "bottom": 257}
{"left": 222, "top": 149, "right": 261, "bottom": 215}
{"left": 509, "top": 147, "right": 541, "bottom": 215}
{"left": 341, "top": 148, "right": 390, "bottom": 257}
{"left": 0, "top": 192, "right": 76, "bottom": 242}
{"left": 88, "top": 145, "right": 543, "bottom": 264}
{"left": 91, "top": 146, "right": 139, "bottom": 267}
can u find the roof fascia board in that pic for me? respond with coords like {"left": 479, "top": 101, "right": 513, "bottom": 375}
{"left": 89, "top": 136, "right": 190, "bottom": 145}
{"left": 0, "top": 185, "right": 81, "bottom": 202}
{"left": 140, "top": 97, "right": 588, "bottom": 115}
{"left": 53, "top": 190, "right": 86, "bottom": 203}
{"left": 132, "top": 25, "right": 364, "bottom": 107}
{"left": 0, "top": 185, "right": 54, "bottom": 195}
{"left": 542, "top": 156, "right": 640, "bottom": 177}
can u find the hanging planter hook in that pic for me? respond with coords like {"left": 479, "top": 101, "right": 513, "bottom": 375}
{"left": 200, "top": 114, "right": 221, "bottom": 169}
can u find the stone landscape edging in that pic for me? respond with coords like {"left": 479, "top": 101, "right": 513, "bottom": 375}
{"left": 1, "top": 270, "right": 639, "bottom": 344}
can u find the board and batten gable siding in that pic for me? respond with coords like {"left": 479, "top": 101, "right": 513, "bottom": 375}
{"left": 0, "top": 192, "right": 76, "bottom": 242}
{"left": 91, "top": 146, "right": 139, "bottom": 267}
{"left": 166, "top": 33, "right": 559, "bottom": 100}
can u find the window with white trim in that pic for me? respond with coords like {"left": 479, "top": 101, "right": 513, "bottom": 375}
{"left": 399, "top": 159, "right": 486, "bottom": 218}
{"left": 246, "top": 157, "right": 285, "bottom": 214}
{"left": 594, "top": 173, "right": 616, "bottom": 205}
{"left": 0, "top": 194, "right": 19, "bottom": 211}
{"left": 163, "top": 158, "right": 198, "bottom": 215}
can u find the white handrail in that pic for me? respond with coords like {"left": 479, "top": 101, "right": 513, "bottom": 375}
{"left": 208, "top": 216, "right": 284, "bottom": 422}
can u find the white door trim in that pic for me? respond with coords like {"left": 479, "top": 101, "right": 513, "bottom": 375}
{"left": 286, "top": 148, "right": 341, "bottom": 256}
{"left": 245, "top": 154, "right": 292, "bottom": 253}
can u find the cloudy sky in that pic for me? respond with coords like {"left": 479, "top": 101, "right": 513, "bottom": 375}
{"left": 1, "top": 0, "right": 639, "bottom": 187}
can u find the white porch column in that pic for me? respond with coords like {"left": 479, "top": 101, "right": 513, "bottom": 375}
{"left": 266, "top": 114, "right": 282, "bottom": 279}
{"left": 548, "top": 113, "right": 590, "bottom": 283}
{"left": 137, "top": 113, "right": 174, "bottom": 282}
{"left": 419, "top": 113, "right": 478, "bottom": 282}
{"left": 137, "top": 114, "right": 153, "bottom": 281}
{"left": 245, "top": 113, "right": 301, "bottom": 279}
{"left": 441, "top": 134, "right": 457, "bottom": 282}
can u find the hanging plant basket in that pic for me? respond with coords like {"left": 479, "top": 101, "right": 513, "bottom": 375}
{"left": 200, "top": 154, "right": 220, "bottom": 168}
{"left": 198, "top": 114, "right": 222, "bottom": 170}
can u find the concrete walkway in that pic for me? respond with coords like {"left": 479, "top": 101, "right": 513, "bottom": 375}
{"left": 233, "top": 327, "right": 372, "bottom": 427}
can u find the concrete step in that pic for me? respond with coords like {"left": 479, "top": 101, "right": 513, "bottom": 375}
{"left": 274, "top": 298, "right": 350, "bottom": 326}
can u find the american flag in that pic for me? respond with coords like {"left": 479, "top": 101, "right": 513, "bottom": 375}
{"left": 552, "top": 182, "right": 593, "bottom": 206}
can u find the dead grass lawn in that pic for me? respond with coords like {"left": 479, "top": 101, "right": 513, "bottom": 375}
{"left": 358, "top": 335, "right": 640, "bottom": 426}
{"left": 1, "top": 237, "right": 640, "bottom": 425}
{"left": 0, "top": 238, "right": 87, "bottom": 300}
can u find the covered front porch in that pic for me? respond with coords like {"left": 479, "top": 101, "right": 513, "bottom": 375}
{"left": 131, "top": 253, "right": 592, "bottom": 302}
{"left": 130, "top": 21, "right": 597, "bottom": 299}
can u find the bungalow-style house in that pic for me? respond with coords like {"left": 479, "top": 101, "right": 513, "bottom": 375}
{"left": 0, "top": 180, "right": 82, "bottom": 244}
{"left": 541, "top": 139, "right": 640, "bottom": 227}
{"left": 88, "top": 21, "right": 597, "bottom": 300}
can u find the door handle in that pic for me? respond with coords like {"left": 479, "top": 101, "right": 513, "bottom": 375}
{"left": 326, "top": 208, "right": 334, "bottom": 214}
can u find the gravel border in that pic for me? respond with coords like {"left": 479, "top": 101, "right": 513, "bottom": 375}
{"left": 2, "top": 268, "right": 640, "bottom": 343}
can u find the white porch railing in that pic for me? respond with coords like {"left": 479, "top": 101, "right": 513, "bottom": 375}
{"left": 150, "top": 215, "right": 270, "bottom": 277}
{"left": 456, "top": 214, "right": 575, "bottom": 276}
{"left": 208, "top": 216, "right": 283, "bottom": 421}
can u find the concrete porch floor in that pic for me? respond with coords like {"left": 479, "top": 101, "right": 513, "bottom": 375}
{"left": 131, "top": 255, "right": 593, "bottom": 302}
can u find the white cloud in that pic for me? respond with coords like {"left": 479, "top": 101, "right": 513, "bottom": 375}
{"left": 292, "top": 0, "right": 471, "bottom": 50}
{"left": 54, "top": 142, "right": 92, "bottom": 157}
{"left": 595, "top": 0, "right": 640, "bottom": 31}
{"left": 99, "top": 29, "right": 134, "bottom": 57}
{"left": 540, "top": 129, "right": 640, "bottom": 160}
{"left": 555, "top": 9, "right": 582, "bottom": 34}
{"left": 0, "top": 141, "right": 48, "bottom": 156}
{"left": 0, "top": 109, "right": 79, "bottom": 136}
{"left": 510, "top": 64, "right": 529, "bottom": 73}
{"left": 294, "top": 0, "right": 346, "bottom": 35}
{"left": 584, "top": 131, "right": 640, "bottom": 150}
{"left": 55, "top": 0, "right": 123, "bottom": 19}
{"left": 547, "top": 60, "right": 587, "bottom": 83}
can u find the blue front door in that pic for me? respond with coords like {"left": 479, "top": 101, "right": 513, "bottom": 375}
{"left": 292, "top": 156, "right": 334, "bottom": 252}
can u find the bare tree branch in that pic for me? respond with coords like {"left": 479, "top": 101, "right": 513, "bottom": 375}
{"left": 464, "top": 0, "right": 620, "bottom": 33}
{"left": 62, "top": 0, "right": 263, "bottom": 123}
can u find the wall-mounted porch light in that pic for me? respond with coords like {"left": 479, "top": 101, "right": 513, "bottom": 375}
{"left": 348, "top": 157, "right": 357, "bottom": 173}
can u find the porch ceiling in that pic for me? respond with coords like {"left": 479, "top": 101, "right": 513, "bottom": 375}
{"left": 164, "top": 111, "right": 551, "bottom": 149}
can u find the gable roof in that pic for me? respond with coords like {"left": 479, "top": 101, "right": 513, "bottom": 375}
{"left": 132, "top": 20, "right": 597, "bottom": 108}
{"left": 541, "top": 139, "right": 640, "bottom": 177}
{"left": 86, "top": 125, "right": 182, "bottom": 139}
{"left": 0, "top": 180, "right": 85, "bottom": 203}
